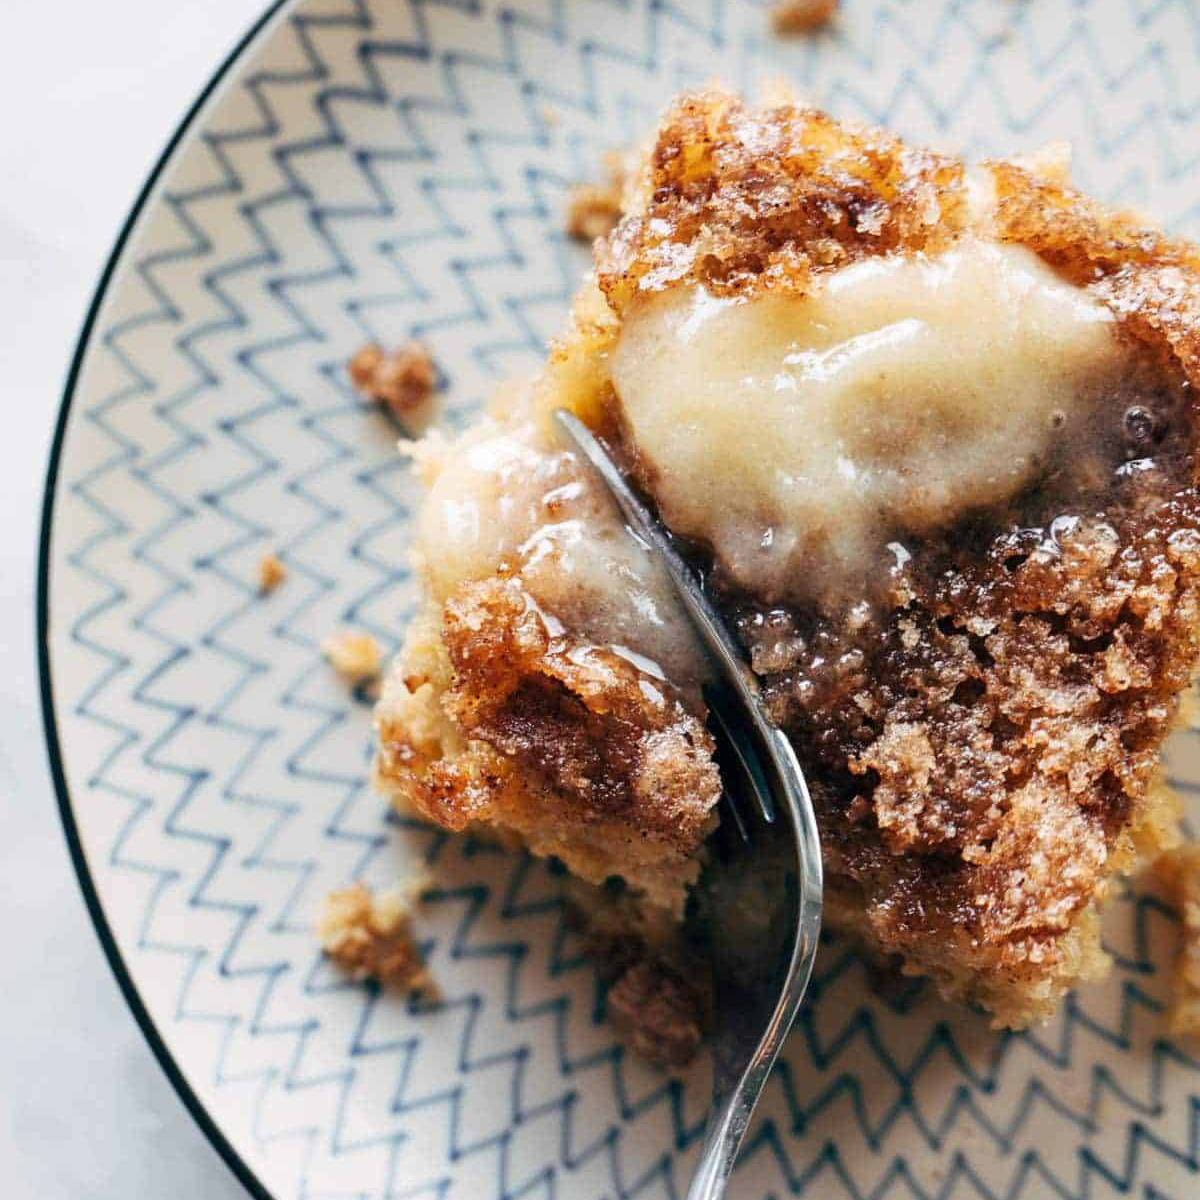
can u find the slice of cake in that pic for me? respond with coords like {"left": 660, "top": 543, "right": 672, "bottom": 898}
{"left": 374, "top": 89, "right": 1200, "bottom": 1030}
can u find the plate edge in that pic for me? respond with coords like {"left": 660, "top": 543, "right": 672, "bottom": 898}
{"left": 36, "top": 4, "right": 298, "bottom": 1198}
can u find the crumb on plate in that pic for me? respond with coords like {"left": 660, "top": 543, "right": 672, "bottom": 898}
{"left": 605, "top": 960, "right": 706, "bottom": 1068}
{"left": 348, "top": 341, "right": 437, "bottom": 419}
{"left": 323, "top": 630, "right": 383, "bottom": 683}
{"left": 566, "top": 151, "right": 628, "bottom": 243}
{"left": 257, "top": 553, "right": 287, "bottom": 595}
{"left": 1157, "top": 843, "right": 1200, "bottom": 1035}
{"left": 561, "top": 878, "right": 709, "bottom": 1068}
{"left": 771, "top": 0, "right": 837, "bottom": 34}
{"left": 318, "top": 881, "right": 434, "bottom": 993}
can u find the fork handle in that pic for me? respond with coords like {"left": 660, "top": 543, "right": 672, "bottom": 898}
{"left": 685, "top": 1090, "right": 756, "bottom": 1200}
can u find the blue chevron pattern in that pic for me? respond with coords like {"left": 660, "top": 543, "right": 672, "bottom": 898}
{"left": 44, "top": 0, "right": 1200, "bottom": 1197}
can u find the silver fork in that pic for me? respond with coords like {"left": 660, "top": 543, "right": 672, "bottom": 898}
{"left": 554, "top": 411, "right": 824, "bottom": 1200}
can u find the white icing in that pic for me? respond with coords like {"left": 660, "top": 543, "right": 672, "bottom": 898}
{"left": 611, "top": 239, "right": 1124, "bottom": 601}
{"left": 413, "top": 407, "right": 705, "bottom": 689}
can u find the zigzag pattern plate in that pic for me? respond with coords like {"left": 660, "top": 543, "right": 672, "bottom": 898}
{"left": 39, "top": 1, "right": 1200, "bottom": 1197}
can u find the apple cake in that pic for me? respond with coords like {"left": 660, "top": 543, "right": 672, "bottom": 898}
{"left": 373, "top": 88, "right": 1200, "bottom": 1031}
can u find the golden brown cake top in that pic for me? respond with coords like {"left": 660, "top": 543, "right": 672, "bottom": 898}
{"left": 597, "top": 91, "right": 968, "bottom": 308}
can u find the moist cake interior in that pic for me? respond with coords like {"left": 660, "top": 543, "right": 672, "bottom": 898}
{"left": 375, "top": 89, "right": 1200, "bottom": 1032}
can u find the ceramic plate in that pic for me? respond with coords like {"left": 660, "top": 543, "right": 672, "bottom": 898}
{"left": 40, "top": 1, "right": 1200, "bottom": 1196}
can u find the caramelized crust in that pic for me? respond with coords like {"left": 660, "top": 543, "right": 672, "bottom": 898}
{"left": 989, "top": 162, "right": 1200, "bottom": 385}
{"left": 598, "top": 92, "right": 967, "bottom": 311}
{"left": 376, "top": 578, "right": 721, "bottom": 914}
{"left": 442, "top": 578, "right": 719, "bottom": 844}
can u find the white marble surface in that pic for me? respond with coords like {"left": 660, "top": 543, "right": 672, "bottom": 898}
{"left": 0, "top": 4, "right": 269, "bottom": 1196}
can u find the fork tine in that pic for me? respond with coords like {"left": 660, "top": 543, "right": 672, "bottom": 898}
{"left": 707, "top": 712, "right": 752, "bottom": 849}
{"left": 706, "top": 688, "right": 776, "bottom": 826}
{"left": 718, "top": 789, "right": 751, "bottom": 848}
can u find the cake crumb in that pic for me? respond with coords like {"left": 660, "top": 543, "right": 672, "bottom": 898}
{"left": 606, "top": 961, "right": 705, "bottom": 1068}
{"left": 319, "top": 882, "right": 434, "bottom": 993}
{"left": 1013, "top": 140, "right": 1073, "bottom": 187}
{"left": 771, "top": 0, "right": 837, "bottom": 34}
{"left": 323, "top": 631, "right": 383, "bottom": 683}
{"left": 257, "top": 553, "right": 287, "bottom": 595}
{"left": 1157, "top": 844, "right": 1200, "bottom": 1035}
{"left": 566, "top": 151, "right": 627, "bottom": 243}
{"left": 348, "top": 341, "right": 437, "bottom": 419}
